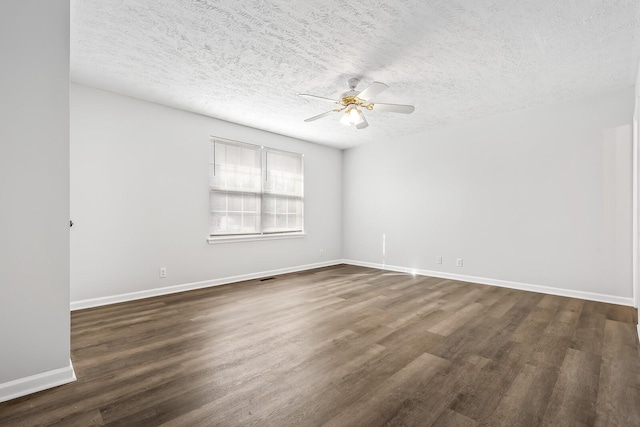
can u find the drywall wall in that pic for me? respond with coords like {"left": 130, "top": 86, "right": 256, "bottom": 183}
{"left": 0, "top": 0, "right": 74, "bottom": 402}
{"left": 634, "top": 65, "right": 640, "bottom": 311}
{"left": 70, "top": 83, "right": 342, "bottom": 305}
{"left": 343, "top": 88, "right": 634, "bottom": 303}
{"left": 634, "top": 71, "right": 640, "bottom": 312}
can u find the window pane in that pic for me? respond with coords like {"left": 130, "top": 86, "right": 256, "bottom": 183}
{"left": 210, "top": 212, "right": 241, "bottom": 234}
{"left": 275, "top": 214, "right": 287, "bottom": 229}
{"left": 243, "top": 193, "right": 257, "bottom": 212}
{"left": 210, "top": 191, "right": 227, "bottom": 211}
{"left": 210, "top": 189, "right": 261, "bottom": 235}
{"left": 288, "top": 214, "right": 301, "bottom": 229}
{"left": 288, "top": 198, "right": 298, "bottom": 214}
{"left": 211, "top": 211, "right": 262, "bottom": 235}
{"left": 227, "top": 193, "right": 242, "bottom": 212}
{"left": 241, "top": 213, "right": 260, "bottom": 233}
{"left": 276, "top": 197, "right": 287, "bottom": 214}
{"left": 261, "top": 194, "right": 303, "bottom": 233}
{"left": 262, "top": 212, "right": 275, "bottom": 230}
{"left": 262, "top": 195, "right": 275, "bottom": 214}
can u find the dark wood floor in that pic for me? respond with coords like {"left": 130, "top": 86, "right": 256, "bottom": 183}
{"left": 1, "top": 264, "right": 639, "bottom": 426}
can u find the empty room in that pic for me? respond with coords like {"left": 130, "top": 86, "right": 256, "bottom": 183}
{"left": 2, "top": 0, "right": 640, "bottom": 425}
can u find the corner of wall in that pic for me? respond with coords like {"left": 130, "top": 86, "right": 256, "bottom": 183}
{"left": 342, "top": 259, "right": 635, "bottom": 307}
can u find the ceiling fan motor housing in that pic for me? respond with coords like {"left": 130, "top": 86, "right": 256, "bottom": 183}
{"left": 341, "top": 90, "right": 359, "bottom": 99}
{"left": 340, "top": 90, "right": 365, "bottom": 107}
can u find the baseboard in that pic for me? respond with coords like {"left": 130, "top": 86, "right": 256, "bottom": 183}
{"left": 71, "top": 258, "right": 635, "bottom": 311}
{"left": 71, "top": 260, "right": 343, "bottom": 311}
{"left": 343, "top": 259, "right": 635, "bottom": 307}
{"left": 637, "top": 323, "right": 640, "bottom": 344}
{"left": 0, "top": 360, "right": 76, "bottom": 403}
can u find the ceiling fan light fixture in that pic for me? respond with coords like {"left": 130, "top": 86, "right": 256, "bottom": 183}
{"left": 350, "top": 108, "right": 364, "bottom": 125}
{"left": 339, "top": 110, "right": 351, "bottom": 126}
{"left": 341, "top": 104, "right": 364, "bottom": 126}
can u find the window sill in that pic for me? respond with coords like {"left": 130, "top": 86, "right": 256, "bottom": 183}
{"left": 207, "top": 232, "right": 306, "bottom": 244}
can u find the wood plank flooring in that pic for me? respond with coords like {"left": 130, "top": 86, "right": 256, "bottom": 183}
{"left": 1, "top": 264, "right": 639, "bottom": 426}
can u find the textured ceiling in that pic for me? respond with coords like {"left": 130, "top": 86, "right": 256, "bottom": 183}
{"left": 71, "top": 0, "right": 640, "bottom": 149}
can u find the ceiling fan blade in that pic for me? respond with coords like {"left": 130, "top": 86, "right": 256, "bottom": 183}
{"left": 298, "top": 94, "right": 341, "bottom": 104}
{"left": 304, "top": 110, "right": 337, "bottom": 122}
{"left": 371, "top": 102, "right": 415, "bottom": 114}
{"left": 356, "top": 81, "right": 389, "bottom": 102}
{"left": 355, "top": 115, "right": 369, "bottom": 129}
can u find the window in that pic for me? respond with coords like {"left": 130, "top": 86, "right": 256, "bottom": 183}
{"left": 208, "top": 137, "right": 304, "bottom": 241}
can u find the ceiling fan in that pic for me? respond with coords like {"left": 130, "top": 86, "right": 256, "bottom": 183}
{"left": 299, "top": 78, "right": 415, "bottom": 129}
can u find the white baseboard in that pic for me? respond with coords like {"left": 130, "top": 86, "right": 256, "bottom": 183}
{"left": 637, "top": 324, "right": 640, "bottom": 343}
{"left": 0, "top": 360, "right": 76, "bottom": 403}
{"left": 71, "top": 260, "right": 343, "bottom": 311}
{"left": 343, "top": 259, "right": 635, "bottom": 307}
{"left": 71, "top": 258, "right": 635, "bottom": 311}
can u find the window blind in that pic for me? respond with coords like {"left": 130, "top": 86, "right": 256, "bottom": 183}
{"left": 263, "top": 148, "right": 304, "bottom": 233}
{"left": 209, "top": 138, "right": 303, "bottom": 237}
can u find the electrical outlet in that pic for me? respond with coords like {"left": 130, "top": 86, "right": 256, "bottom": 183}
{"left": 436, "top": 256, "right": 442, "bottom": 264}
{"left": 456, "top": 259, "right": 463, "bottom": 267}
{"left": 159, "top": 267, "right": 167, "bottom": 278}
{"left": 320, "top": 249, "right": 324, "bottom": 257}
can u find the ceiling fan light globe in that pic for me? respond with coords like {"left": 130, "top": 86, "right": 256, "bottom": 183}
{"left": 340, "top": 110, "right": 353, "bottom": 126}
{"left": 348, "top": 107, "right": 361, "bottom": 125}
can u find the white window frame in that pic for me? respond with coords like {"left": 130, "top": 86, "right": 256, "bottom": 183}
{"left": 207, "top": 137, "right": 305, "bottom": 244}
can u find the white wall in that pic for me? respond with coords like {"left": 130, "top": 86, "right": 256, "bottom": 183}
{"left": 0, "top": 0, "right": 74, "bottom": 401}
{"left": 634, "top": 66, "right": 640, "bottom": 311}
{"left": 343, "top": 88, "right": 635, "bottom": 303}
{"left": 70, "top": 83, "right": 342, "bottom": 305}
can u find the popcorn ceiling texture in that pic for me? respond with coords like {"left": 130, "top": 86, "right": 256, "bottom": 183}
{"left": 71, "top": 0, "right": 640, "bottom": 149}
